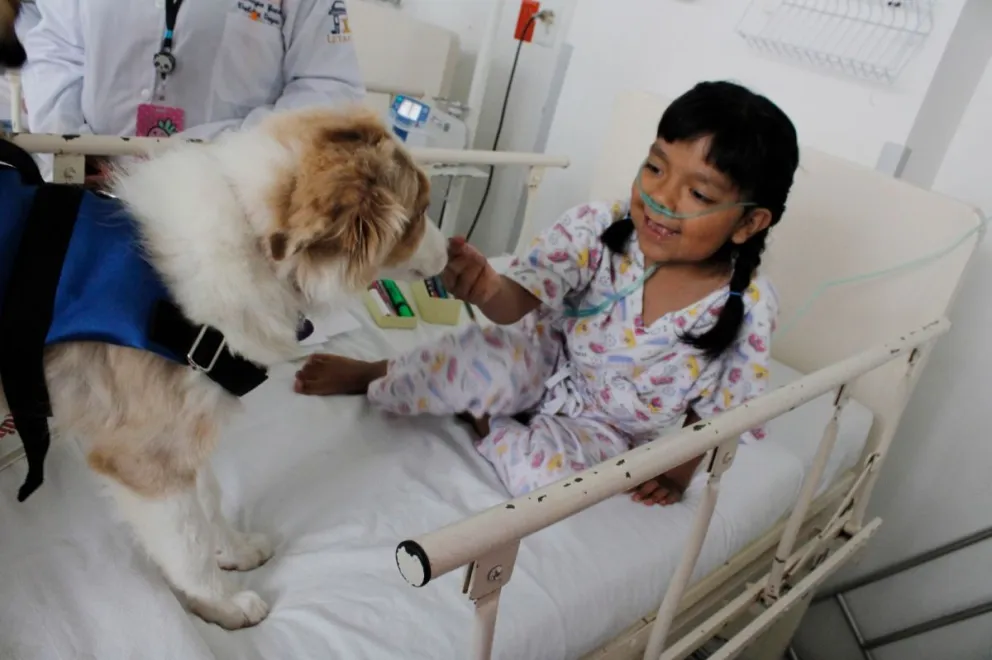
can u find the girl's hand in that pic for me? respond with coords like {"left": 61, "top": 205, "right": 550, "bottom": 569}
{"left": 630, "top": 474, "right": 686, "bottom": 506}
{"left": 441, "top": 237, "right": 502, "bottom": 307}
{"left": 630, "top": 452, "right": 703, "bottom": 506}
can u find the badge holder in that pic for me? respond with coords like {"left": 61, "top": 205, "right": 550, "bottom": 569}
{"left": 137, "top": 11, "right": 186, "bottom": 138}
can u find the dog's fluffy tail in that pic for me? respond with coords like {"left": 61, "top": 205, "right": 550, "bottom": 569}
{"left": 0, "top": 0, "right": 26, "bottom": 69}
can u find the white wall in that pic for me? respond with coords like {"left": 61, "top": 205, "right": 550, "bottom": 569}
{"left": 521, "top": 0, "right": 967, "bottom": 247}
{"left": 794, "top": 43, "right": 992, "bottom": 660}
{"left": 355, "top": 0, "right": 576, "bottom": 252}
{"left": 901, "top": 0, "right": 992, "bottom": 188}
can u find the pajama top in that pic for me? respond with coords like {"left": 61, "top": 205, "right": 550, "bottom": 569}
{"left": 503, "top": 200, "right": 778, "bottom": 445}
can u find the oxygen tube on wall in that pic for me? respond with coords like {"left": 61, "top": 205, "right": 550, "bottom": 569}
{"left": 775, "top": 209, "right": 989, "bottom": 339}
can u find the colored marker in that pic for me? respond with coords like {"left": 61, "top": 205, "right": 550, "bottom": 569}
{"left": 372, "top": 282, "right": 396, "bottom": 315}
{"left": 370, "top": 285, "right": 393, "bottom": 317}
{"left": 424, "top": 277, "right": 439, "bottom": 298}
{"left": 433, "top": 276, "right": 449, "bottom": 299}
{"left": 381, "top": 280, "right": 414, "bottom": 318}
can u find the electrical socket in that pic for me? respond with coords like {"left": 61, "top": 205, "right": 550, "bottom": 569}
{"left": 531, "top": 1, "right": 565, "bottom": 48}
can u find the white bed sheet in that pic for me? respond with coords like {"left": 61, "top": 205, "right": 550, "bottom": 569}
{"left": 0, "top": 298, "right": 872, "bottom": 660}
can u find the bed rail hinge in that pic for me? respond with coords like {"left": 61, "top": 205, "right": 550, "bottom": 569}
{"left": 705, "top": 439, "right": 738, "bottom": 476}
{"left": 464, "top": 541, "right": 521, "bottom": 660}
{"left": 462, "top": 541, "right": 521, "bottom": 602}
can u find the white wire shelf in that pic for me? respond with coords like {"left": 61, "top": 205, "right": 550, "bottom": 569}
{"left": 736, "top": 0, "right": 935, "bottom": 83}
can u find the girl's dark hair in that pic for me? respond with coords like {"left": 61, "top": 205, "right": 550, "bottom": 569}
{"left": 602, "top": 80, "right": 800, "bottom": 359}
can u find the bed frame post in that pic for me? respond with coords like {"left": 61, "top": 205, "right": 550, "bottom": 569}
{"left": 513, "top": 166, "right": 547, "bottom": 255}
{"left": 463, "top": 540, "right": 521, "bottom": 660}
{"left": 7, "top": 71, "right": 23, "bottom": 133}
{"left": 52, "top": 153, "right": 86, "bottom": 185}
{"left": 708, "top": 520, "right": 881, "bottom": 660}
{"left": 643, "top": 439, "right": 738, "bottom": 660}
{"left": 764, "top": 385, "right": 850, "bottom": 603}
{"left": 847, "top": 345, "right": 925, "bottom": 533}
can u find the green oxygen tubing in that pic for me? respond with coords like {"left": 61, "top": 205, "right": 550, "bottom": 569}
{"left": 774, "top": 209, "right": 989, "bottom": 339}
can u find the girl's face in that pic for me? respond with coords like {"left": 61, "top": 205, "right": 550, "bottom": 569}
{"left": 630, "top": 136, "right": 771, "bottom": 266}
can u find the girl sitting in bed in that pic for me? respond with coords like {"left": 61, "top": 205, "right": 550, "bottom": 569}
{"left": 295, "top": 80, "right": 800, "bottom": 506}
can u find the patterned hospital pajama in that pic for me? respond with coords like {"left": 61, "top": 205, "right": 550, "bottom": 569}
{"left": 368, "top": 321, "right": 632, "bottom": 497}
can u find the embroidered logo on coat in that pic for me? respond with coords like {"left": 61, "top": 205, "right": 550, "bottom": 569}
{"left": 235, "top": 0, "right": 283, "bottom": 27}
{"left": 328, "top": 0, "right": 352, "bottom": 43}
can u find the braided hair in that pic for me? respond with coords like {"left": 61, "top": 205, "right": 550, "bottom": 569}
{"left": 602, "top": 81, "right": 800, "bottom": 359}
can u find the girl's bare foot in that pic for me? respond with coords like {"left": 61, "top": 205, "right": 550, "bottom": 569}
{"left": 293, "top": 354, "right": 387, "bottom": 396}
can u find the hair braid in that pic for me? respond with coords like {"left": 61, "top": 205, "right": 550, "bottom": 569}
{"left": 684, "top": 230, "right": 768, "bottom": 359}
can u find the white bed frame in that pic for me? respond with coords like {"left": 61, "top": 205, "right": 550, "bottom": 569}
{"left": 394, "top": 91, "right": 985, "bottom": 660}
{"left": 1, "top": 87, "right": 984, "bottom": 660}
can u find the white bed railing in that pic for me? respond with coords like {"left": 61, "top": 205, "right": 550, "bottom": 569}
{"left": 5, "top": 132, "right": 565, "bottom": 256}
{"left": 7, "top": 132, "right": 564, "bottom": 253}
{"left": 394, "top": 319, "right": 948, "bottom": 660}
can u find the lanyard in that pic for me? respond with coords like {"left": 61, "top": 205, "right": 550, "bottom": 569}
{"left": 152, "top": 0, "right": 184, "bottom": 80}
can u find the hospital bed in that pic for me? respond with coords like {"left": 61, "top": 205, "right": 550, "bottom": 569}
{"left": 0, "top": 87, "right": 982, "bottom": 659}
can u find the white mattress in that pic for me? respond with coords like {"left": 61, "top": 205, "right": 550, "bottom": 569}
{"left": 0, "top": 299, "right": 873, "bottom": 660}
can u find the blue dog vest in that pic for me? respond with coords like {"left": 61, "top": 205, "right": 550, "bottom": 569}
{"left": 0, "top": 167, "right": 182, "bottom": 360}
{"left": 0, "top": 140, "right": 269, "bottom": 501}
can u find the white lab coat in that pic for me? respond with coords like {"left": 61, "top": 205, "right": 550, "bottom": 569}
{"left": 21, "top": 0, "right": 366, "bottom": 140}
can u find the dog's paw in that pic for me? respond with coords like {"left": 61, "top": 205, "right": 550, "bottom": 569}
{"left": 189, "top": 590, "right": 270, "bottom": 629}
{"left": 217, "top": 532, "right": 274, "bottom": 571}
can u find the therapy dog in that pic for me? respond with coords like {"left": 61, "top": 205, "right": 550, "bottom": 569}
{"left": 0, "top": 107, "right": 446, "bottom": 628}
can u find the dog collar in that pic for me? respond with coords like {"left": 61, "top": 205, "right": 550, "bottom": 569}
{"left": 147, "top": 300, "right": 270, "bottom": 398}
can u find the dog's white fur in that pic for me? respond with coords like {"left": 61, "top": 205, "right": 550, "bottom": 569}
{"left": 19, "top": 108, "right": 447, "bottom": 628}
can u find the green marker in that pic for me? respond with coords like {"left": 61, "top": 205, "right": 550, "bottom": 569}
{"left": 380, "top": 280, "right": 414, "bottom": 318}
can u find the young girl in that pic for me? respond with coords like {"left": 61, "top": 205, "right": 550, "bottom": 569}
{"left": 295, "top": 81, "right": 800, "bottom": 506}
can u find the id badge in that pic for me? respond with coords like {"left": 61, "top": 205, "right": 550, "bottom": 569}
{"left": 136, "top": 103, "right": 185, "bottom": 137}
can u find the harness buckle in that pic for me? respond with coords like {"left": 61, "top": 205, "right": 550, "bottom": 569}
{"left": 187, "top": 325, "right": 225, "bottom": 373}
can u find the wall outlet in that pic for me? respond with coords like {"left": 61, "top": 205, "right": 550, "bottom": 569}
{"left": 531, "top": 0, "right": 565, "bottom": 47}
{"left": 515, "top": 1, "right": 541, "bottom": 42}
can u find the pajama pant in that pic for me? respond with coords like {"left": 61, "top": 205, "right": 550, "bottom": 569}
{"left": 368, "top": 323, "right": 632, "bottom": 497}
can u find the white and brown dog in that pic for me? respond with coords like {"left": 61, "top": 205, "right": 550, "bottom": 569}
{"left": 0, "top": 103, "right": 446, "bottom": 629}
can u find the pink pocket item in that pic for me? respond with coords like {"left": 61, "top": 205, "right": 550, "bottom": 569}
{"left": 136, "top": 104, "right": 185, "bottom": 137}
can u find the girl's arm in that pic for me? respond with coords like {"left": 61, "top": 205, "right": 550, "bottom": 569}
{"left": 631, "top": 278, "right": 780, "bottom": 506}
{"left": 477, "top": 276, "right": 541, "bottom": 325}
{"left": 442, "top": 238, "right": 542, "bottom": 326}
{"left": 630, "top": 410, "right": 706, "bottom": 506}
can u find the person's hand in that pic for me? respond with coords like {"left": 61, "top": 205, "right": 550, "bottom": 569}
{"left": 441, "top": 237, "right": 503, "bottom": 307}
{"left": 629, "top": 475, "right": 685, "bottom": 506}
{"left": 630, "top": 455, "right": 701, "bottom": 506}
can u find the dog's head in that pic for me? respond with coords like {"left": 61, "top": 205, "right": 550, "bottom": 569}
{"left": 261, "top": 107, "right": 447, "bottom": 306}
{"left": 0, "top": 0, "right": 26, "bottom": 70}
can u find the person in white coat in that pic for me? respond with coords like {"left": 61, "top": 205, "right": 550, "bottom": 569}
{"left": 21, "top": 0, "right": 365, "bottom": 147}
